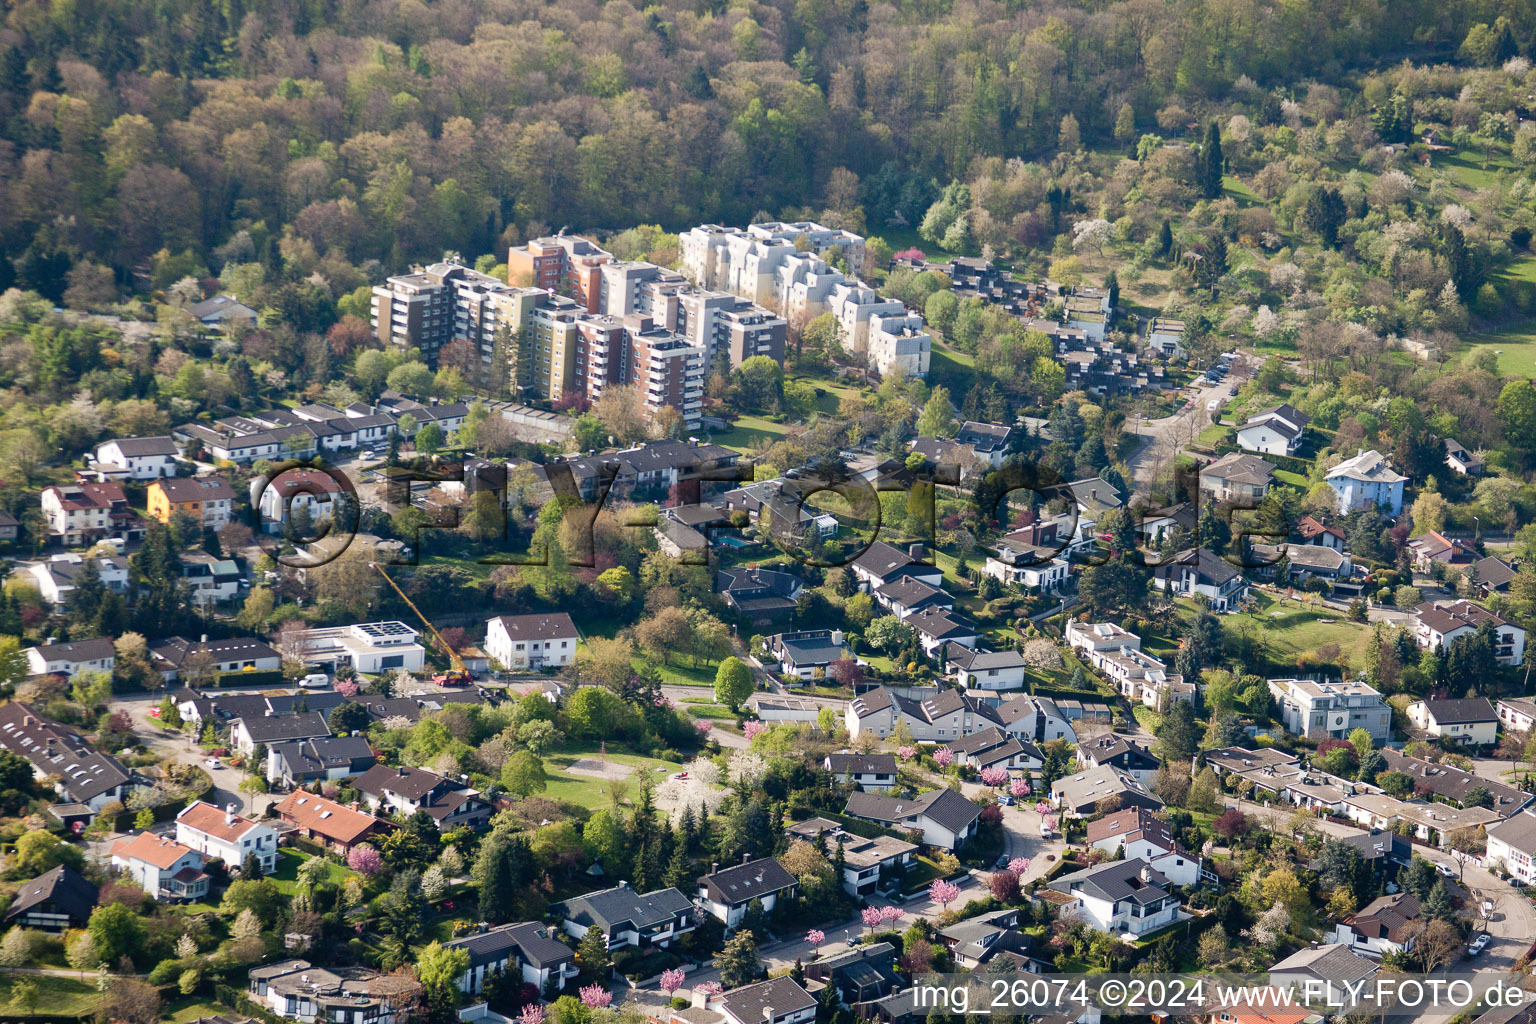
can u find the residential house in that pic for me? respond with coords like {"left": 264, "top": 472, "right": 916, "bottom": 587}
{"left": 1409, "top": 531, "right": 1476, "bottom": 572}
{"left": 186, "top": 294, "right": 258, "bottom": 331}
{"left": 553, "top": 882, "right": 697, "bottom": 948}
{"left": 1487, "top": 810, "right": 1536, "bottom": 884}
{"left": 1471, "top": 555, "right": 1517, "bottom": 596}
{"left": 873, "top": 577, "right": 953, "bottom": 620}
{"left": 1147, "top": 318, "right": 1186, "bottom": 358}
{"left": 996, "top": 694, "right": 1078, "bottom": 745}
{"left": 1297, "top": 516, "right": 1345, "bottom": 551}
{"left": 1092, "top": 644, "right": 1193, "bottom": 710}
{"left": 1076, "top": 735, "right": 1159, "bottom": 784}
{"left": 248, "top": 960, "right": 414, "bottom": 1024}
{"left": 289, "top": 621, "right": 427, "bottom": 674}
{"left": 110, "top": 832, "right": 209, "bottom": 901}
{"left": 1326, "top": 450, "right": 1406, "bottom": 515}
{"left": 1200, "top": 452, "right": 1275, "bottom": 504}
{"left": 485, "top": 613, "right": 580, "bottom": 671}
{"left": 1084, "top": 807, "right": 1202, "bottom": 886}
{"left": 1313, "top": 829, "right": 1413, "bottom": 876}
{"left": 274, "top": 790, "right": 393, "bottom": 854}
{"left": 1375, "top": 748, "right": 1529, "bottom": 815}
{"left": 1051, "top": 765, "right": 1164, "bottom": 817}
{"left": 1406, "top": 698, "right": 1498, "bottom": 746}
{"left": 180, "top": 550, "right": 244, "bottom": 606}
{"left": 1268, "top": 678, "right": 1391, "bottom": 741}
{"left": 948, "top": 727, "right": 1043, "bottom": 774}
{"left": 784, "top": 819, "right": 916, "bottom": 897}
{"left": 1498, "top": 697, "right": 1536, "bottom": 734}
{"left": 1066, "top": 621, "right": 1141, "bottom": 663}
{"left": 0, "top": 510, "right": 15, "bottom": 543}
{"left": 906, "top": 606, "right": 980, "bottom": 657}
{"left": 1237, "top": 404, "right": 1309, "bottom": 457}
{"left": 1329, "top": 892, "right": 1421, "bottom": 958}
{"left": 717, "top": 567, "right": 803, "bottom": 621}
{"left": 718, "top": 978, "right": 817, "bottom": 1024}
{"left": 749, "top": 695, "right": 824, "bottom": 724}
{"left": 1138, "top": 502, "right": 1197, "bottom": 549}
{"left": 1048, "top": 859, "right": 1180, "bottom": 936}
{"left": 2, "top": 865, "right": 96, "bottom": 932}
{"left": 41, "top": 482, "right": 142, "bottom": 544}
{"left": 25, "top": 637, "right": 116, "bottom": 678}
{"left": 824, "top": 753, "right": 898, "bottom": 790}
{"left": 763, "top": 629, "right": 849, "bottom": 680}
{"left": 1204, "top": 746, "right": 1301, "bottom": 778}
{"left": 843, "top": 787, "right": 982, "bottom": 850}
{"left": 955, "top": 422, "right": 1015, "bottom": 466}
{"left": 149, "top": 636, "right": 280, "bottom": 683}
{"left": 698, "top": 856, "right": 798, "bottom": 927}
{"left": 230, "top": 712, "right": 331, "bottom": 757}
{"left": 444, "top": 922, "right": 576, "bottom": 996}
{"left": 1249, "top": 543, "right": 1353, "bottom": 584}
{"left": 0, "top": 702, "right": 136, "bottom": 815}
{"left": 267, "top": 736, "right": 378, "bottom": 790}
{"left": 937, "top": 909, "right": 1034, "bottom": 969}
{"left": 354, "top": 763, "right": 493, "bottom": 831}
{"left": 944, "top": 645, "right": 1028, "bottom": 691}
{"left": 175, "top": 800, "right": 279, "bottom": 875}
{"left": 985, "top": 524, "right": 1071, "bottom": 594}
{"left": 1152, "top": 548, "right": 1248, "bottom": 611}
{"left": 93, "top": 436, "right": 180, "bottom": 479}
{"left": 1268, "top": 943, "right": 1379, "bottom": 1004}
{"left": 849, "top": 541, "right": 944, "bottom": 592}
{"left": 147, "top": 476, "right": 236, "bottom": 529}
{"left": 256, "top": 468, "right": 341, "bottom": 535}
{"left": 846, "top": 686, "right": 1005, "bottom": 743}
{"left": 1413, "top": 600, "right": 1526, "bottom": 666}
{"left": 1445, "top": 438, "right": 1484, "bottom": 476}
{"left": 804, "top": 942, "right": 902, "bottom": 1004}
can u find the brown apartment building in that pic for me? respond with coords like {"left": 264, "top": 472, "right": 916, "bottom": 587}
{"left": 507, "top": 236, "right": 614, "bottom": 311}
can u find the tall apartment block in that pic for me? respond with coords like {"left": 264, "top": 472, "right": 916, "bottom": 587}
{"left": 371, "top": 262, "right": 544, "bottom": 383}
{"left": 507, "top": 235, "right": 615, "bottom": 312}
{"left": 827, "top": 281, "right": 906, "bottom": 355}
{"left": 867, "top": 312, "right": 933, "bottom": 378}
{"left": 680, "top": 221, "right": 866, "bottom": 301}
{"left": 596, "top": 260, "right": 785, "bottom": 368}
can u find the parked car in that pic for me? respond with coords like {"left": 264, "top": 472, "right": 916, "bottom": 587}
{"left": 1435, "top": 862, "right": 1457, "bottom": 878}
{"left": 299, "top": 673, "right": 331, "bottom": 689}
{"left": 1467, "top": 933, "right": 1490, "bottom": 956}
{"left": 205, "top": 758, "right": 223, "bottom": 769}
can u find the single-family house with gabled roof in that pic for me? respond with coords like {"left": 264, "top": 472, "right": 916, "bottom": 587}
{"left": 354, "top": 763, "right": 492, "bottom": 831}
{"left": 843, "top": 787, "right": 982, "bottom": 850}
{"left": 266, "top": 736, "right": 378, "bottom": 790}
{"left": 1084, "top": 807, "right": 1201, "bottom": 886}
{"left": 955, "top": 421, "right": 1014, "bottom": 463}
{"left": 1075, "top": 734, "right": 1159, "bottom": 784}
{"left": 445, "top": 922, "right": 576, "bottom": 995}
{"left": 718, "top": 977, "right": 817, "bottom": 1024}
{"left": 0, "top": 702, "right": 136, "bottom": 814}
{"left": 274, "top": 790, "right": 393, "bottom": 854}
{"left": 1326, "top": 449, "right": 1405, "bottom": 515}
{"left": 1444, "top": 437, "right": 1483, "bottom": 476}
{"left": 93, "top": 436, "right": 180, "bottom": 479}
{"left": 1200, "top": 452, "right": 1274, "bottom": 504}
{"left": 1329, "top": 892, "right": 1421, "bottom": 957}
{"left": 1268, "top": 943, "right": 1379, "bottom": 998}
{"left": 943, "top": 644, "right": 1028, "bottom": 691}
{"left": 553, "top": 882, "right": 696, "bottom": 949}
{"left": 849, "top": 541, "right": 944, "bottom": 592}
{"left": 25, "top": 637, "right": 116, "bottom": 678}
{"left": 111, "top": 832, "right": 209, "bottom": 902}
{"left": 1051, "top": 765, "right": 1164, "bottom": 817}
{"left": 1413, "top": 599, "right": 1525, "bottom": 666}
{"left": 763, "top": 629, "right": 848, "bottom": 679}
{"left": 230, "top": 711, "right": 332, "bottom": 756}
{"left": 717, "top": 567, "right": 803, "bottom": 620}
{"left": 3, "top": 865, "right": 97, "bottom": 932}
{"left": 1297, "top": 515, "right": 1345, "bottom": 550}
{"left": 485, "top": 612, "right": 579, "bottom": 671}
{"left": 1237, "top": 404, "right": 1309, "bottom": 457}
{"left": 1471, "top": 555, "right": 1517, "bottom": 595}
{"left": 699, "top": 856, "right": 799, "bottom": 927}
{"left": 948, "top": 727, "right": 1043, "bottom": 772}
{"left": 176, "top": 800, "right": 279, "bottom": 875}
{"left": 824, "top": 753, "right": 898, "bottom": 790}
{"left": 996, "top": 694, "right": 1077, "bottom": 744}
{"left": 1406, "top": 697, "right": 1498, "bottom": 746}
{"left": 1487, "top": 810, "right": 1536, "bottom": 885}
{"left": 1409, "top": 530, "right": 1476, "bottom": 571}
{"left": 1048, "top": 858, "right": 1180, "bottom": 936}
{"left": 906, "top": 606, "right": 980, "bottom": 656}
{"left": 1152, "top": 548, "right": 1248, "bottom": 611}
{"left": 874, "top": 576, "right": 952, "bottom": 620}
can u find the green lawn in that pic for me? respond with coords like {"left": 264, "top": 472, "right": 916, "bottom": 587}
{"left": 1273, "top": 468, "right": 1309, "bottom": 488}
{"left": 928, "top": 344, "right": 977, "bottom": 394}
{"left": 168, "top": 997, "right": 239, "bottom": 1023}
{"left": 542, "top": 748, "right": 684, "bottom": 811}
{"left": 1433, "top": 148, "right": 1517, "bottom": 191}
{"left": 1189, "top": 593, "right": 1372, "bottom": 669}
{"left": 707, "top": 414, "right": 789, "bottom": 452}
{"left": 1463, "top": 320, "right": 1536, "bottom": 377}
{"left": 0, "top": 973, "right": 101, "bottom": 1015}
{"left": 631, "top": 656, "right": 718, "bottom": 688}
{"left": 270, "top": 848, "right": 356, "bottom": 895}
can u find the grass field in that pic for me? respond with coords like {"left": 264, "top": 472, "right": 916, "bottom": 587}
{"left": 1273, "top": 468, "right": 1309, "bottom": 488}
{"left": 1187, "top": 593, "right": 1372, "bottom": 669}
{"left": 270, "top": 848, "right": 356, "bottom": 895}
{"left": 631, "top": 656, "right": 717, "bottom": 688}
{"left": 542, "top": 748, "right": 682, "bottom": 810}
{"left": 0, "top": 973, "right": 101, "bottom": 1015}
{"left": 708, "top": 414, "right": 789, "bottom": 452}
{"left": 1462, "top": 320, "right": 1536, "bottom": 377}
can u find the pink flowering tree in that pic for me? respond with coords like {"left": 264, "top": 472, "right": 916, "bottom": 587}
{"left": 1034, "top": 800, "right": 1052, "bottom": 815}
{"left": 861, "top": 906, "right": 884, "bottom": 933}
{"left": 933, "top": 747, "right": 954, "bottom": 769}
{"left": 979, "top": 766, "right": 1008, "bottom": 787}
{"left": 893, "top": 247, "right": 925, "bottom": 262}
{"left": 743, "top": 721, "right": 768, "bottom": 741}
{"left": 1008, "top": 857, "right": 1030, "bottom": 875}
{"left": 879, "top": 905, "right": 902, "bottom": 927}
{"left": 334, "top": 678, "right": 359, "bottom": 698}
{"left": 1044, "top": 815, "right": 1059, "bottom": 832}
{"left": 695, "top": 982, "right": 723, "bottom": 999}
{"left": 660, "top": 969, "right": 686, "bottom": 997}
{"left": 580, "top": 985, "right": 613, "bottom": 1009}
{"left": 806, "top": 929, "right": 825, "bottom": 953}
{"left": 695, "top": 720, "right": 713, "bottom": 734}
{"left": 519, "top": 1005, "right": 545, "bottom": 1024}
{"left": 929, "top": 879, "right": 961, "bottom": 910}
{"left": 347, "top": 844, "right": 382, "bottom": 875}
{"left": 1010, "top": 778, "right": 1031, "bottom": 799}
{"left": 897, "top": 746, "right": 917, "bottom": 761}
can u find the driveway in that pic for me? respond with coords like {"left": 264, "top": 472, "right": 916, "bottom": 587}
{"left": 108, "top": 692, "right": 270, "bottom": 816}
{"left": 1126, "top": 379, "right": 1234, "bottom": 489}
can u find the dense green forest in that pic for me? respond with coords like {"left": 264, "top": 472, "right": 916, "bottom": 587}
{"left": 0, "top": 0, "right": 1526, "bottom": 298}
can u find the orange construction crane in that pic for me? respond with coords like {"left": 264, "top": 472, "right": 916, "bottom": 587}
{"left": 369, "top": 563, "right": 473, "bottom": 687}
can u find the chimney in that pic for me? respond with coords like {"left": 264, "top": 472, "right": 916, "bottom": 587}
{"left": 226, "top": 803, "right": 236, "bottom": 826}
{"left": 265, "top": 709, "right": 274, "bottom": 717}
{"left": 742, "top": 853, "right": 751, "bottom": 865}
{"left": 908, "top": 543, "right": 924, "bottom": 559}
{"left": 711, "top": 862, "right": 719, "bottom": 874}
{"left": 831, "top": 630, "right": 844, "bottom": 646}
{"left": 200, "top": 634, "right": 208, "bottom": 644}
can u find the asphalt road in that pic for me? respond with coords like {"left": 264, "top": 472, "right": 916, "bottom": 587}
{"left": 1127, "top": 378, "right": 1236, "bottom": 489}
{"left": 107, "top": 691, "right": 270, "bottom": 817}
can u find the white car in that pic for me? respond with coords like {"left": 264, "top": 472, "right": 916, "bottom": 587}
{"left": 1435, "top": 862, "right": 1457, "bottom": 878}
{"left": 1467, "top": 933, "right": 1490, "bottom": 956}
{"left": 205, "top": 758, "right": 222, "bottom": 769}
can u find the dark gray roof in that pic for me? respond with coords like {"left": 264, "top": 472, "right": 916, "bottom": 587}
{"left": 104, "top": 435, "right": 178, "bottom": 457}
{"left": 234, "top": 711, "right": 331, "bottom": 742}
{"left": 1269, "top": 942, "right": 1378, "bottom": 985}
{"left": 0, "top": 703, "right": 132, "bottom": 802}
{"left": 4, "top": 864, "right": 97, "bottom": 925}
{"left": 1473, "top": 556, "right": 1517, "bottom": 589}
{"left": 1488, "top": 810, "right": 1536, "bottom": 856}
{"left": 446, "top": 922, "right": 573, "bottom": 970}
{"left": 270, "top": 736, "right": 376, "bottom": 778}
{"left": 905, "top": 606, "right": 977, "bottom": 641}
{"left": 851, "top": 541, "right": 928, "bottom": 581}
{"left": 767, "top": 630, "right": 845, "bottom": 667}
{"left": 355, "top": 763, "right": 453, "bottom": 801}
{"left": 1079, "top": 734, "right": 1157, "bottom": 769}
{"left": 1050, "top": 858, "right": 1170, "bottom": 904}
{"left": 719, "top": 977, "right": 816, "bottom": 1024}
{"left": 699, "top": 856, "right": 797, "bottom": 905}
{"left": 150, "top": 635, "right": 278, "bottom": 669}
{"left": 1416, "top": 697, "right": 1497, "bottom": 725}
{"left": 491, "top": 613, "right": 579, "bottom": 642}
{"left": 265, "top": 691, "right": 348, "bottom": 716}
{"left": 844, "top": 787, "right": 981, "bottom": 834}
{"left": 30, "top": 637, "right": 116, "bottom": 664}
{"left": 556, "top": 883, "right": 693, "bottom": 933}
{"left": 826, "top": 753, "right": 897, "bottom": 776}
{"left": 944, "top": 645, "right": 1026, "bottom": 672}
{"left": 1377, "top": 748, "right": 1525, "bottom": 810}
